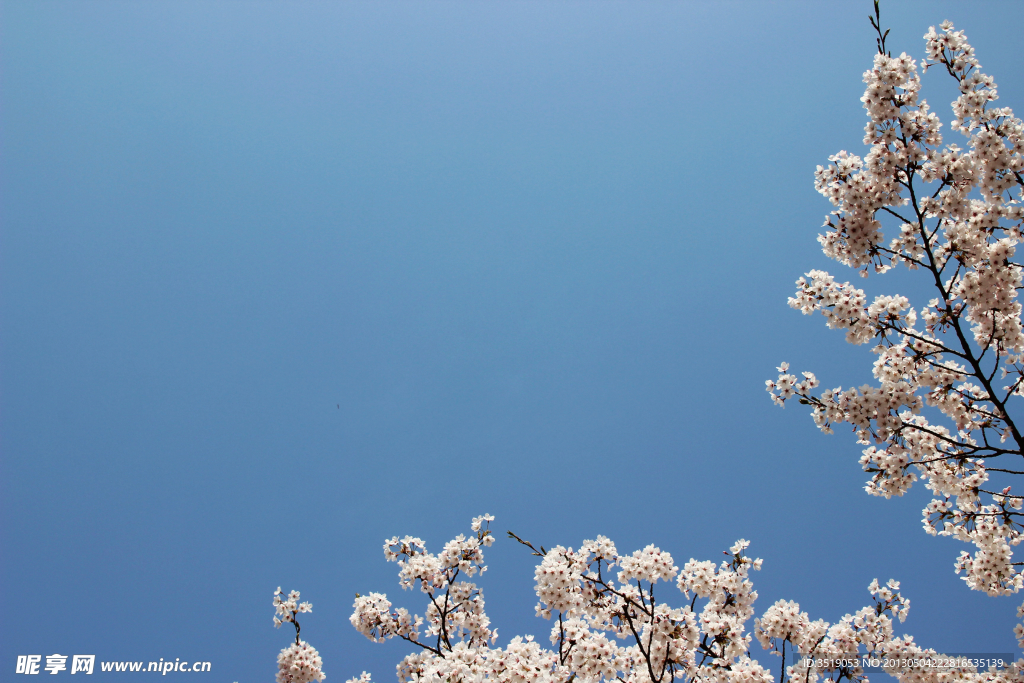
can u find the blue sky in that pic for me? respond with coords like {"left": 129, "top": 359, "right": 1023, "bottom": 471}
{"left": 2, "top": 1, "right": 1023, "bottom": 681}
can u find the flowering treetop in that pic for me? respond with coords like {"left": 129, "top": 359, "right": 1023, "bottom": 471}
{"left": 766, "top": 15, "right": 1024, "bottom": 599}
{"left": 345, "top": 515, "right": 1020, "bottom": 683}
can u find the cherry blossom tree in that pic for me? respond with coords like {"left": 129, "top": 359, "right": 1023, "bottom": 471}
{"left": 279, "top": 8, "right": 1024, "bottom": 683}
{"left": 341, "top": 515, "right": 1017, "bottom": 683}
{"left": 766, "top": 7, "right": 1024, "bottom": 600}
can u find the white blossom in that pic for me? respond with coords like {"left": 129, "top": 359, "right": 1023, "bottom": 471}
{"left": 277, "top": 641, "right": 326, "bottom": 683}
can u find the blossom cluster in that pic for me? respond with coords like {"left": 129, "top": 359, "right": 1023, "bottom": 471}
{"left": 277, "top": 641, "right": 326, "bottom": 683}
{"left": 769, "top": 20, "right": 1024, "bottom": 599}
{"left": 273, "top": 588, "right": 325, "bottom": 683}
{"left": 346, "top": 516, "right": 1024, "bottom": 683}
{"left": 350, "top": 514, "right": 498, "bottom": 654}
{"left": 755, "top": 579, "right": 928, "bottom": 683}
{"left": 275, "top": 587, "right": 313, "bottom": 629}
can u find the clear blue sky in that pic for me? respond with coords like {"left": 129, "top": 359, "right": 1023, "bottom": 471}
{"left": 2, "top": 2, "right": 1023, "bottom": 681}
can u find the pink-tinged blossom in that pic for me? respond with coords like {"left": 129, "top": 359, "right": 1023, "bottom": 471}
{"left": 277, "top": 641, "right": 326, "bottom": 683}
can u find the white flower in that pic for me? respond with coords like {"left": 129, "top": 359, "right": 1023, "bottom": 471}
{"left": 276, "top": 640, "right": 325, "bottom": 683}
